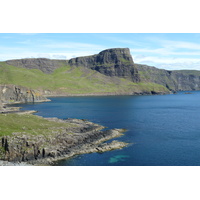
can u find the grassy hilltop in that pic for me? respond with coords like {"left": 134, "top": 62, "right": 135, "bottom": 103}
{"left": 0, "top": 61, "right": 169, "bottom": 95}
{"left": 2, "top": 47, "right": 200, "bottom": 98}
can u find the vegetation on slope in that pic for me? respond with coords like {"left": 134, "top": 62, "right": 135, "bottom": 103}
{"left": 0, "top": 113, "right": 76, "bottom": 137}
{"left": 0, "top": 62, "right": 169, "bottom": 94}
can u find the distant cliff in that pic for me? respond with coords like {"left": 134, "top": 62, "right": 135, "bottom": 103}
{"left": 6, "top": 58, "right": 67, "bottom": 74}
{"left": 136, "top": 64, "right": 200, "bottom": 91}
{"left": 0, "top": 85, "right": 48, "bottom": 104}
{"left": 4, "top": 47, "right": 200, "bottom": 94}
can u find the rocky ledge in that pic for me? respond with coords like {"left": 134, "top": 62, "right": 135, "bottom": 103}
{"left": 0, "top": 117, "right": 128, "bottom": 165}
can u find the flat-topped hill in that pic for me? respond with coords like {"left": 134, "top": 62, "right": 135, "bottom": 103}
{"left": 6, "top": 48, "right": 140, "bottom": 82}
{"left": 2, "top": 47, "right": 200, "bottom": 103}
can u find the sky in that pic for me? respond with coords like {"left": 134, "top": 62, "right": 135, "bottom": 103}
{"left": 2, "top": 33, "right": 200, "bottom": 70}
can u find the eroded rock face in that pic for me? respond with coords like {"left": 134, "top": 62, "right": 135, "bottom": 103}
{"left": 68, "top": 48, "right": 140, "bottom": 82}
{"left": 170, "top": 72, "right": 200, "bottom": 91}
{"left": 0, "top": 118, "right": 128, "bottom": 165}
{"left": 136, "top": 64, "right": 200, "bottom": 91}
{"left": 0, "top": 84, "right": 48, "bottom": 104}
{"left": 5, "top": 48, "right": 140, "bottom": 82}
{"left": 6, "top": 58, "right": 66, "bottom": 74}
{"left": 5, "top": 48, "right": 200, "bottom": 92}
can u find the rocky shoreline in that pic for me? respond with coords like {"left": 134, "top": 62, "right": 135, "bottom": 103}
{"left": 43, "top": 90, "right": 170, "bottom": 98}
{"left": 0, "top": 88, "right": 171, "bottom": 166}
{"left": 0, "top": 111, "right": 129, "bottom": 166}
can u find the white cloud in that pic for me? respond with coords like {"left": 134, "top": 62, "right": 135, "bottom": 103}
{"left": 130, "top": 38, "right": 200, "bottom": 70}
{"left": 133, "top": 55, "right": 200, "bottom": 64}
{"left": 130, "top": 47, "right": 200, "bottom": 56}
{"left": 51, "top": 55, "right": 67, "bottom": 60}
{"left": 2, "top": 35, "right": 200, "bottom": 71}
{"left": 158, "top": 39, "right": 200, "bottom": 50}
{"left": 0, "top": 41, "right": 106, "bottom": 61}
{"left": 133, "top": 55, "right": 200, "bottom": 70}
{"left": 0, "top": 50, "right": 99, "bottom": 61}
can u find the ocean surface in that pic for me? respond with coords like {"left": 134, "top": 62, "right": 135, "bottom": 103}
{"left": 14, "top": 91, "right": 200, "bottom": 166}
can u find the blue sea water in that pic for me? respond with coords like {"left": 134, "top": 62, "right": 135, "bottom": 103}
{"left": 14, "top": 91, "right": 200, "bottom": 166}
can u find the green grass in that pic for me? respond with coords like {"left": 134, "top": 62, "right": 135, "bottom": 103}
{"left": 0, "top": 61, "right": 170, "bottom": 94}
{"left": 136, "top": 82, "right": 169, "bottom": 92}
{"left": 0, "top": 113, "right": 76, "bottom": 137}
{"left": 119, "top": 58, "right": 131, "bottom": 64}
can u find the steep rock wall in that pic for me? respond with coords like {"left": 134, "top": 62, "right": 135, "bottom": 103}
{"left": 6, "top": 58, "right": 66, "bottom": 74}
{"left": 5, "top": 48, "right": 140, "bottom": 83}
{"left": 5, "top": 48, "right": 200, "bottom": 92}
{"left": 136, "top": 64, "right": 200, "bottom": 91}
{"left": 0, "top": 84, "right": 48, "bottom": 104}
{"left": 68, "top": 48, "right": 140, "bottom": 82}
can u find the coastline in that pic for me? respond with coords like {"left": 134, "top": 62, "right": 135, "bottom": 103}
{"left": 43, "top": 90, "right": 170, "bottom": 98}
{"left": 27, "top": 124, "right": 129, "bottom": 166}
{"left": 0, "top": 89, "right": 173, "bottom": 166}
{"left": 0, "top": 98, "right": 129, "bottom": 166}
{"left": 0, "top": 90, "right": 172, "bottom": 165}
{"left": 0, "top": 90, "right": 172, "bottom": 166}
{"left": 1, "top": 90, "right": 170, "bottom": 114}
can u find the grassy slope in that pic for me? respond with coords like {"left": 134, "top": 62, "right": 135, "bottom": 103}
{"left": 0, "top": 113, "right": 76, "bottom": 137}
{"left": 0, "top": 62, "right": 169, "bottom": 94}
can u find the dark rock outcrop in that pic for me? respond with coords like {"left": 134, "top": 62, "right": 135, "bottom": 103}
{"left": 0, "top": 118, "right": 128, "bottom": 165}
{"left": 5, "top": 48, "right": 200, "bottom": 92}
{"left": 5, "top": 48, "right": 141, "bottom": 83}
{"left": 6, "top": 58, "right": 66, "bottom": 74}
{"left": 136, "top": 64, "right": 200, "bottom": 91}
{"left": 170, "top": 71, "right": 200, "bottom": 91}
{"left": 68, "top": 48, "right": 140, "bottom": 82}
{"left": 0, "top": 84, "right": 48, "bottom": 104}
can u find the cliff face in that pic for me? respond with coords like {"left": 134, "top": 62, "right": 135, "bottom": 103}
{"left": 6, "top": 58, "right": 66, "bottom": 74}
{"left": 136, "top": 64, "right": 200, "bottom": 91}
{"left": 170, "top": 71, "right": 200, "bottom": 91}
{"left": 68, "top": 48, "right": 140, "bottom": 82}
{"left": 5, "top": 48, "right": 140, "bottom": 83}
{"left": 0, "top": 116, "right": 127, "bottom": 165}
{"left": 4, "top": 48, "right": 200, "bottom": 93}
{"left": 136, "top": 64, "right": 177, "bottom": 90}
{"left": 0, "top": 85, "right": 48, "bottom": 104}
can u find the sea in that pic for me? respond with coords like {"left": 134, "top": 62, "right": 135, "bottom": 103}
{"left": 14, "top": 91, "right": 200, "bottom": 166}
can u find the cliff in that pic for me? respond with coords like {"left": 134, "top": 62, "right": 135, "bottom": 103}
{"left": 5, "top": 47, "right": 200, "bottom": 94}
{"left": 0, "top": 114, "right": 128, "bottom": 165}
{"left": 0, "top": 84, "right": 48, "bottom": 104}
{"left": 1, "top": 50, "right": 168, "bottom": 96}
{"left": 68, "top": 48, "right": 140, "bottom": 82}
{"left": 6, "top": 48, "right": 140, "bottom": 82}
{"left": 6, "top": 58, "right": 66, "bottom": 74}
{"left": 136, "top": 64, "right": 200, "bottom": 91}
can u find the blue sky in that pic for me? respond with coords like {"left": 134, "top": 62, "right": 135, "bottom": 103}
{"left": 2, "top": 33, "right": 200, "bottom": 70}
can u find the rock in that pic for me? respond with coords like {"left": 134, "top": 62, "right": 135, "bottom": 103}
{"left": 0, "top": 117, "right": 128, "bottom": 165}
{"left": 0, "top": 84, "right": 48, "bottom": 104}
{"left": 6, "top": 58, "right": 66, "bottom": 74}
{"left": 4, "top": 48, "right": 200, "bottom": 93}
{"left": 6, "top": 48, "right": 140, "bottom": 83}
{"left": 68, "top": 48, "right": 140, "bottom": 82}
{"left": 136, "top": 64, "right": 200, "bottom": 91}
